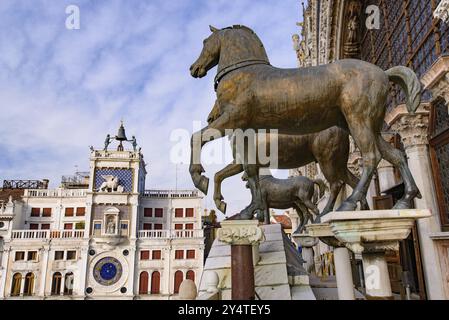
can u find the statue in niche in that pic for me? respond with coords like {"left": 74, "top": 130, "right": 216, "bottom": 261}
{"left": 106, "top": 217, "right": 116, "bottom": 234}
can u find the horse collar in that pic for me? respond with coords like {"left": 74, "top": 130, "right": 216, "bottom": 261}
{"left": 214, "top": 59, "right": 270, "bottom": 91}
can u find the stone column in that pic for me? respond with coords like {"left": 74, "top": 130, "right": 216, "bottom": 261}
{"left": 306, "top": 223, "right": 355, "bottom": 300}
{"left": 361, "top": 251, "right": 392, "bottom": 298}
{"left": 390, "top": 110, "right": 446, "bottom": 299}
{"left": 39, "top": 245, "right": 50, "bottom": 297}
{"left": 217, "top": 220, "right": 264, "bottom": 300}
{"left": 377, "top": 159, "right": 396, "bottom": 193}
{"left": 292, "top": 234, "right": 318, "bottom": 274}
{"left": 0, "top": 246, "right": 10, "bottom": 298}
{"left": 323, "top": 209, "right": 431, "bottom": 299}
{"left": 334, "top": 247, "right": 356, "bottom": 300}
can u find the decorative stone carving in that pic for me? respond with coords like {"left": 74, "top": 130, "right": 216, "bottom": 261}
{"left": 217, "top": 220, "right": 264, "bottom": 245}
{"left": 434, "top": 0, "right": 449, "bottom": 23}
{"left": 343, "top": 1, "right": 361, "bottom": 59}
{"left": 390, "top": 112, "right": 430, "bottom": 149}
{"left": 421, "top": 55, "right": 449, "bottom": 108}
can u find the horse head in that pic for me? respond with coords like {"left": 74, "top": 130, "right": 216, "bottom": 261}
{"left": 190, "top": 25, "right": 221, "bottom": 78}
{"left": 190, "top": 25, "right": 269, "bottom": 80}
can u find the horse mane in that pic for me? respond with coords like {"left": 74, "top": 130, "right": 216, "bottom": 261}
{"left": 222, "top": 25, "right": 256, "bottom": 34}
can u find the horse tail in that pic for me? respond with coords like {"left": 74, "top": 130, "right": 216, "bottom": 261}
{"left": 312, "top": 179, "right": 326, "bottom": 202}
{"left": 385, "top": 66, "right": 421, "bottom": 114}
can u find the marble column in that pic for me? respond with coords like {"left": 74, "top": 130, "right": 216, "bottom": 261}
{"left": 306, "top": 223, "right": 355, "bottom": 300}
{"left": 323, "top": 209, "right": 431, "bottom": 299}
{"left": 217, "top": 220, "right": 264, "bottom": 300}
{"left": 334, "top": 247, "right": 356, "bottom": 300}
{"left": 292, "top": 234, "right": 318, "bottom": 274}
{"left": 377, "top": 159, "right": 396, "bottom": 193}
{"left": 391, "top": 110, "right": 446, "bottom": 299}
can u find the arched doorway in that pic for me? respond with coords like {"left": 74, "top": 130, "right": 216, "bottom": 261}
{"left": 186, "top": 270, "right": 195, "bottom": 282}
{"left": 139, "top": 271, "right": 149, "bottom": 295}
{"left": 23, "top": 273, "right": 35, "bottom": 296}
{"left": 64, "top": 272, "right": 74, "bottom": 295}
{"left": 151, "top": 271, "right": 160, "bottom": 294}
{"left": 51, "top": 272, "right": 62, "bottom": 295}
{"left": 11, "top": 273, "right": 21, "bottom": 297}
{"left": 173, "top": 270, "right": 183, "bottom": 294}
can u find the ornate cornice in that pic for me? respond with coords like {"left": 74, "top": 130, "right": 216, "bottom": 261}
{"left": 421, "top": 55, "right": 449, "bottom": 104}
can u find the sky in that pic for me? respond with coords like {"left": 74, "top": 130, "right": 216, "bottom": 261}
{"left": 0, "top": 0, "right": 303, "bottom": 219}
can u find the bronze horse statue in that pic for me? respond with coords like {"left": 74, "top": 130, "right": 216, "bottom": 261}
{"left": 211, "top": 124, "right": 369, "bottom": 216}
{"left": 189, "top": 25, "right": 422, "bottom": 219}
{"left": 249, "top": 173, "right": 325, "bottom": 233}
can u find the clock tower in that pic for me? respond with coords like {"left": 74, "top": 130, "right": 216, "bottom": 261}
{"left": 84, "top": 122, "right": 146, "bottom": 298}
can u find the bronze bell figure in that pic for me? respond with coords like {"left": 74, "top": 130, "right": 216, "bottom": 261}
{"left": 116, "top": 122, "right": 128, "bottom": 151}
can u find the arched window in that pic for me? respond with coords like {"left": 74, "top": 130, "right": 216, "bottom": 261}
{"left": 11, "top": 273, "right": 22, "bottom": 296}
{"left": 51, "top": 272, "right": 62, "bottom": 295}
{"left": 23, "top": 273, "right": 35, "bottom": 296}
{"left": 186, "top": 270, "right": 195, "bottom": 283}
{"left": 139, "top": 271, "right": 149, "bottom": 295}
{"left": 174, "top": 270, "right": 183, "bottom": 294}
{"left": 64, "top": 273, "right": 74, "bottom": 295}
{"left": 151, "top": 271, "right": 160, "bottom": 294}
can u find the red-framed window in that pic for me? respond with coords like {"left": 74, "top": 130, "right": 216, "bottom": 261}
{"left": 144, "top": 208, "right": 152, "bottom": 217}
{"left": 42, "top": 208, "right": 52, "bottom": 217}
{"left": 76, "top": 207, "right": 85, "bottom": 216}
{"left": 155, "top": 208, "right": 163, "bottom": 218}
{"left": 65, "top": 208, "right": 74, "bottom": 217}
{"left": 140, "top": 250, "right": 150, "bottom": 260}
{"left": 64, "top": 223, "right": 73, "bottom": 230}
{"left": 175, "top": 250, "right": 184, "bottom": 259}
{"left": 185, "top": 208, "right": 194, "bottom": 217}
{"left": 154, "top": 224, "right": 163, "bottom": 230}
{"left": 174, "top": 208, "right": 183, "bottom": 218}
{"left": 30, "top": 208, "right": 40, "bottom": 217}
{"left": 186, "top": 250, "right": 195, "bottom": 259}
{"left": 152, "top": 250, "right": 162, "bottom": 260}
{"left": 143, "top": 223, "right": 152, "bottom": 230}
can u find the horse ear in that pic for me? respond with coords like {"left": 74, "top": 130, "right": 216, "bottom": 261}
{"left": 209, "top": 25, "right": 219, "bottom": 33}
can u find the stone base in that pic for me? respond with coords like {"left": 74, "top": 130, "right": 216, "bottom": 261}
{"left": 199, "top": 224, "right": 315, "bottom": 300}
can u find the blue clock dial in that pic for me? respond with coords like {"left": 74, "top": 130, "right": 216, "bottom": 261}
{"left": 93, "top": 257, "right": 123, "bottom": 286}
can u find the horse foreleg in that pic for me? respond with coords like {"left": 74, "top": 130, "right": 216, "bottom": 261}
{"left": 236, "top": 163, "right": 264, "bottom": 220}
{"left": 213, "top": 162, "right": 243, "bottom": 213}
{"left": 189, "top": 114, "right": 230, "bottom": 195}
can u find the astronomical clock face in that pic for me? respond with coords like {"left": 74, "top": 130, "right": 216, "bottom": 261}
{"left": 93, "top": 257, "right": 123, "bottom": 286}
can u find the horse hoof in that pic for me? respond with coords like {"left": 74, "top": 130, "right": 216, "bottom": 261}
{"left": 235, "top": 209, "right": 255, "bottom": 220}
{"left": 217, "top": 201, "right": 227, "bottom": 214}
{"left": 313, "top": 216, "right": 321, "bottom": 223}
{"left": 393, "top": 200, "right": 413, "bottom": 209}
{"left": 198, "top": 176, "right": 209, "bottom": 195}
{"left": 337, "top": 201, "right": 357, "bottom": 211}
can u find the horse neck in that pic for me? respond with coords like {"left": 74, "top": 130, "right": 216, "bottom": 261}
{"left": 218, "top": 30, "right": 269, "bottom": 73}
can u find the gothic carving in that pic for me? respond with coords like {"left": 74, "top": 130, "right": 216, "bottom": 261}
{"left": 343, "top": 1, "right": 362, "bottom": 59}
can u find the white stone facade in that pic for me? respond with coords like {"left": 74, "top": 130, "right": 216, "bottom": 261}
{"left": 0, "top": 147, "right": 204, "bottom": 300}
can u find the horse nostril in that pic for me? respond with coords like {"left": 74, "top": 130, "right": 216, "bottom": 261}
{"left": 189, "top": 65, "right": 194, "bottom": 71}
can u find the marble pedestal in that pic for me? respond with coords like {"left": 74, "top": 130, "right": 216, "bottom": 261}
{"left": 217, "top": 220, "right": 264, "bottom": 300}
{"left": 306, "top": 223, "right": 356, "bottom": 300}
{"left": 292, "top": 234, "right": 318, "bottom": 274}
{"left": 322, "top": 209, "right": 431, "bottom": 299}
